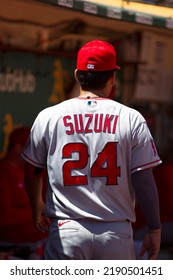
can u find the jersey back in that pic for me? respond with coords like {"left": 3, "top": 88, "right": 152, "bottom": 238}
{"left": 22, "top": 97, "right": 161, "bottom": 221}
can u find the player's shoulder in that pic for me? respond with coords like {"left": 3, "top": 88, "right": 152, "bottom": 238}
{"left": 37, "top": 99, "right": 73, "bottom": 117}
{"left": 111, "top": 100, "right": 144, "bottom": 118}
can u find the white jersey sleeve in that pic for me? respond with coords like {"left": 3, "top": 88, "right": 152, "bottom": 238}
{"left": 22, "top": 108, "right": 51, "bottom": 168}
{"left": 130, "top": 113, "right": 161, "bottom": 174}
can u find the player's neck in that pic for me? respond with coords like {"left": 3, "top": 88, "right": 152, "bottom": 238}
{"left": 79, "top": 90, "right": 105, "bottom": 98}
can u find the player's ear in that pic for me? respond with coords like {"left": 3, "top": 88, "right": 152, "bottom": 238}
{"left": 112, "top": 71, "right": 116, "bottom": 86}
{"left": 74, "top": 69, "right": 79, "bottom": 83}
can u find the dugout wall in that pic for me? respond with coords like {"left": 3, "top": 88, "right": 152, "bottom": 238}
{"left": 0, "top": 0, "right": 173, "bottom": 157}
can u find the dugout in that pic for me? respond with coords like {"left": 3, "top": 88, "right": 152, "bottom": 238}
{"left": 0, "top": 0, "right": 173, "bottom": 158}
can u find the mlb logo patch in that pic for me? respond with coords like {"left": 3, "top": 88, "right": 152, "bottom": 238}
{"left": 87, "top": 100, "right": 97, "bottom": 106}
{"left": 87, "top": 64, "right": 95, "bottom": 69}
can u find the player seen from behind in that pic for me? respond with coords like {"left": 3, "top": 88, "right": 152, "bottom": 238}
{"left": 22, "top": 40, "right": 161, "bottom": 260}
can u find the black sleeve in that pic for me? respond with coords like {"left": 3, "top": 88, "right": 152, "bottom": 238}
{"left": 131, "top": 168, "right": 161, "bottom": 230}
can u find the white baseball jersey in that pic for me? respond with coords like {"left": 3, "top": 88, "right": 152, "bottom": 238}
{"left": 22, "top": 97, "right": 161, "bottom": 222}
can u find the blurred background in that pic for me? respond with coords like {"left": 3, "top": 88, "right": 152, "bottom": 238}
{"left": 1, "top": 0, "right": 173, "bottom": 159}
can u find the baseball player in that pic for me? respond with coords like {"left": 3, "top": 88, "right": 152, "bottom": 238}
{"left": 22, "top": 40, "right": 161, "bottom": 260}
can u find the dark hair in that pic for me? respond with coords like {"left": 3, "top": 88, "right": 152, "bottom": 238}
{"left": 76, "top": 70, "right": 115, "bottom": 91}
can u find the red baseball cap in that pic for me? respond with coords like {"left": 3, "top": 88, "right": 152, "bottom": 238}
{"left": 77, "top": 40, "right": 120, "bottom": 72}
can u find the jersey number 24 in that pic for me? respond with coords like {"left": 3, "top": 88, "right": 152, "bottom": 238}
{"left": 62, "top": 142, "right": 121, "bottom": 186}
